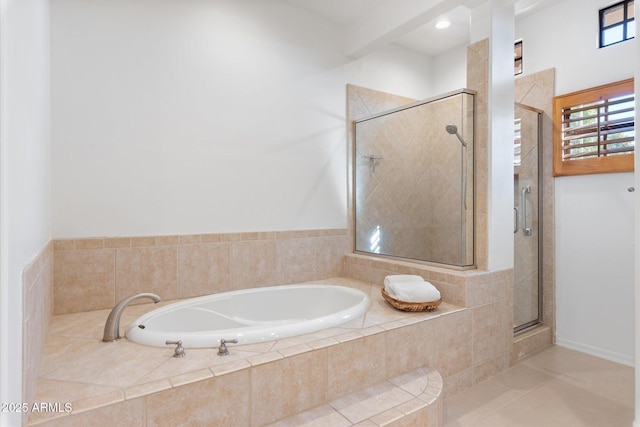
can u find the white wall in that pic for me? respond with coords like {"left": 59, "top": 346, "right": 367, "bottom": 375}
{"left": 431, "top": 43, "right": 467, "bottom": 95}
{"left": 51, "top": 0, "right": 433, "bottom": 238}
{"left": 0, "top": 0, "right": 51, "bottom": 425}
{"left": 556, "top": 173, "right": 635, "bottom": 365}
{"left": 517, "top": 0, "right": 636, "bottom": 365}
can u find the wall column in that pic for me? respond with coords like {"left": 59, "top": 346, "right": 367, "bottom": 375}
{"left": 470, "top": 0, "right": 515, "bottom": 272}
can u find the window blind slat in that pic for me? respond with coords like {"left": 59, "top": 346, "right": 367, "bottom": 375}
{"left": 560, "top": 88, "right": 634, "bottom": 161}
{"left": 562, "top": 118, "right": 634, "bottom": 137}
{"left": 561, "top": 95, "right": 634, "bottom": 117}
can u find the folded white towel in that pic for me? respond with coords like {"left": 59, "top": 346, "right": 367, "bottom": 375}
{"left": 383, "top": 275, "right": 425, "bottom": 287}
{"left": 384, "top": 278, "right": 441, "bottom": 303}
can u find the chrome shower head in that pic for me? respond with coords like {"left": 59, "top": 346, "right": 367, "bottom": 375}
{"left": 445, "top": 124, "right": 467, "bottom": 147}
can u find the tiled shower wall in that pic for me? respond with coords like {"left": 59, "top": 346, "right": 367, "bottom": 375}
{"left": 342, "top": 39, "right": 515, "bottom": 394}
{"left": 22, "top": 241, "right": 54, "bottom": 423}
{"left": 352, "top": 92, "right": 474, "bottom": 265}
{"left": 52, "top": 229, "right": 349, "bottom": 314}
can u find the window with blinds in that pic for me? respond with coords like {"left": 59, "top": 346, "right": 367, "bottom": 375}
{"left": 553, "top": 78, "right": 635, "bottom": 176}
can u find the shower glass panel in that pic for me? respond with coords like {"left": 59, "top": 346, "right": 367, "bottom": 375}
{"left": 514, "top": 103, "right": 543, "bottom": 332}
{"left": 353, "top": 90, "right": 474, "bottom": 267}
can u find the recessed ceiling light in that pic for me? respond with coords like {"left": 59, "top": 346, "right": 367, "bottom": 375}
{"left": 435, "top": 19, "right": 451, "bottom": 29}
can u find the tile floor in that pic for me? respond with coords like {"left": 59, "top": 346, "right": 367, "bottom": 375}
{"left": 444, "top": 345, "right": 635, "bottom": 427}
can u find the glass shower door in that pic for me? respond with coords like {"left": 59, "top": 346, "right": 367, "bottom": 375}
{"left": 514, "top": 104, "right": 542, "bottom": 332}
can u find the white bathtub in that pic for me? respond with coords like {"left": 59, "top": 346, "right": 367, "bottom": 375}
{"left": 126, "top": 284, "right": 370, "bottom": 348}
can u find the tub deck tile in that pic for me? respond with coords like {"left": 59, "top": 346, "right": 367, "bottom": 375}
{"left": 29, "top": 277, "right": 455, "bottom": 426}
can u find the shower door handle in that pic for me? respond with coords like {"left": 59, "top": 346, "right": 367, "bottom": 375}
{"left": 514, "top": 207, "right": 519, "bottom": 234}
{"left": 521, "top": 186, "right": 532, "bottom": 236}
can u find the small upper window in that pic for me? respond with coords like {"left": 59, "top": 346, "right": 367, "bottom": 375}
{"left": 599, "top": 0, "right": 635, "bottom": 47}
{"left": 514, "top": 40, "right": 523, "bottom": 75}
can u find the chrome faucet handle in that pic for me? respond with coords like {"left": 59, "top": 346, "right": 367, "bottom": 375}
{"left": 217, "top": 338, "right": 238, "bottom": 356}
{"left": 166, "top": 340, "right": 185, "bottom": 358}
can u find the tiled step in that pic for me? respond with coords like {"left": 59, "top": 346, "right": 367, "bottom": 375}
{"left": 266, "top": 366, "right": 443, "bottom": 427}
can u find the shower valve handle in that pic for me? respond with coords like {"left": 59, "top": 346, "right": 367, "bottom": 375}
{"left": 166, "top": 340, "right": 185, "bottom": 358}
{"left": 217, "top": 339, "right": 238, "bottom": 356}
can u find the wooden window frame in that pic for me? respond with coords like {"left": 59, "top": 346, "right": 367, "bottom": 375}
{"left": 553, "top": 78, "right": 635, "bottom": 177}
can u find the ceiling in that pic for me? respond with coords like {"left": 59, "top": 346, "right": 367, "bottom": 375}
{"left": 280, "top": 0, "right": 563, "bottom": 57}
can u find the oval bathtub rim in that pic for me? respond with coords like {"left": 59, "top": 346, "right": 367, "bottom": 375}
{"left": 125, "top": 283, "right": 371, "bottom": 348}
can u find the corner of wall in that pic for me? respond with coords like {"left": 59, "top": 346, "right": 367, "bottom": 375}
{"left": 22, "top": 240, "right": 54, "bottom": 424}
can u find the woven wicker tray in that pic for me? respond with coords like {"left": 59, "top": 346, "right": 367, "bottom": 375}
{"left": 381, "top": 288, "right": 442, "bottom": 312}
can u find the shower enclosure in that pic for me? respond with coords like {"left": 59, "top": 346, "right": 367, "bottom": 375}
{"left": 353, "top": 90, "right": 475, "bottom": 267}
{"left": 514, "top": 103, "right": 543, "bottom": 332}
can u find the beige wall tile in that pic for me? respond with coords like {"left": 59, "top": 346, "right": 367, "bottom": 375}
{"left": 146, "top": 370, "right": 250, "bottom": 426}
{"left": 130, "top": 236, "right": 156, "bottom": 247}
{"left": 385, "top": 323, "right": 433, "bottom": 379}
{"left": 53, "top": 239, "right": 74, "bottom": 251}
{"left": 276, "top": 237, "right": 317, "bottom": 284}
{"left": 328, "top": 333, "right": 387, "bottom": 399}
{"left": 22, "top": 241, "right": 54, "bottom": 421}
{"left": 315, "top": 235, "right": 349, "bottom": 278}
{"left": 429, "top": 311, "right": 473, "bottom": 379}
{"left": 472, "top": 302, "right": 510, "bottom": 366}
{"left": 115, "top": 246, "right": 178, "bottom": 303}
{"left": 251, "top": 350, "right": 328, "bottom": 426}
{"left": 30, "top": 397, "right": 145, "bottom": 427}
{"left": 104, "top": 237, "right": 131, "bottom": 248}
{"left": 177, "top": 243, "right": 230, "bottom": 297}
{"left": 230, "top": 240, "right": 277, "bottom": 289}
{"left": 54, "top": 249, "right": 115, "bottom": 314}
{"left": 74, "top": 238, "right": 104, "bottom": 249}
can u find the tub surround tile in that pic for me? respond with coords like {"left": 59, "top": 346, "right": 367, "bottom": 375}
{"left": 167, "top": 369, "right": 213, "bottom": 388}
{"left": 53, "top": 248, "right": 115, "bottom": 314}
{"left": 29, "top": 397, "right": 145, "bottom": 427}
{"left": 71, "top": 390, "right": 125, "bottom": 415}
{"left": 251, "top": 350, "right": 329, "bottom": 426}
{"left": 53, "top": 228, "right": 348, "bottom": 315}
{"left": 390, "top": 368, "right": 432, "bottom": 398}
{"left": 230, "top": 239, "right": 278, "bottom": 288}
{"left": 335, "top": 330, "right": 364, "bottom": 343}
{"left": 22, "top": 240, "right": 54, "bottom": 425}
{"left": 115, "top": 246, "right": 178, "bottom": 303}
{"left": 277, "top": 343, "right": 314, "bottom": 358}
{"left": 32, "top": 379, "right": 121, "bottom": 413}
{"left": 32, "top": 276, "right": 483, "bottom": 426}
{"left": 276, "top": 237, "right": 318, "bottom": 283}
{"left": 328, "top": 333, "right": 388, "bottom": 399}
{"left": 370, "top": 408, "right": 406, "bottom": 426}
{"left": 177, "top": 242, "right": 231, "bottom": 297}
{"left": 308, "top": 337, "right": 340, "bottom": 349}
{"left": 31, "top": 278, "right": 450, "bottom": 425}
{"left": 146, "top": 370, "right": 251, "bottom": 427}
{"left": 124, "top": 379, "right": 173, "bottom": 399}
{"left": 42, "top": 339, "right": 169, "bottom": 388}
{"left": 210, "top": 358, "right": 251, "bottom": 376}
{"left": 385, "top": 324, "right": 433, "bottom": 379}
{"left": 130, "top": 348, "right": 248, "bottom": 385}
{"left": 247, "top": 351, "right": 284, "bottom": 366}
{"left": 40, "top": 335, "right": 105, "bottom": 376}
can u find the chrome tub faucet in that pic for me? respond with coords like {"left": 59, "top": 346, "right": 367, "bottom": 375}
{"left": 102, "top": 293, "right": 161, "bottom": 342}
